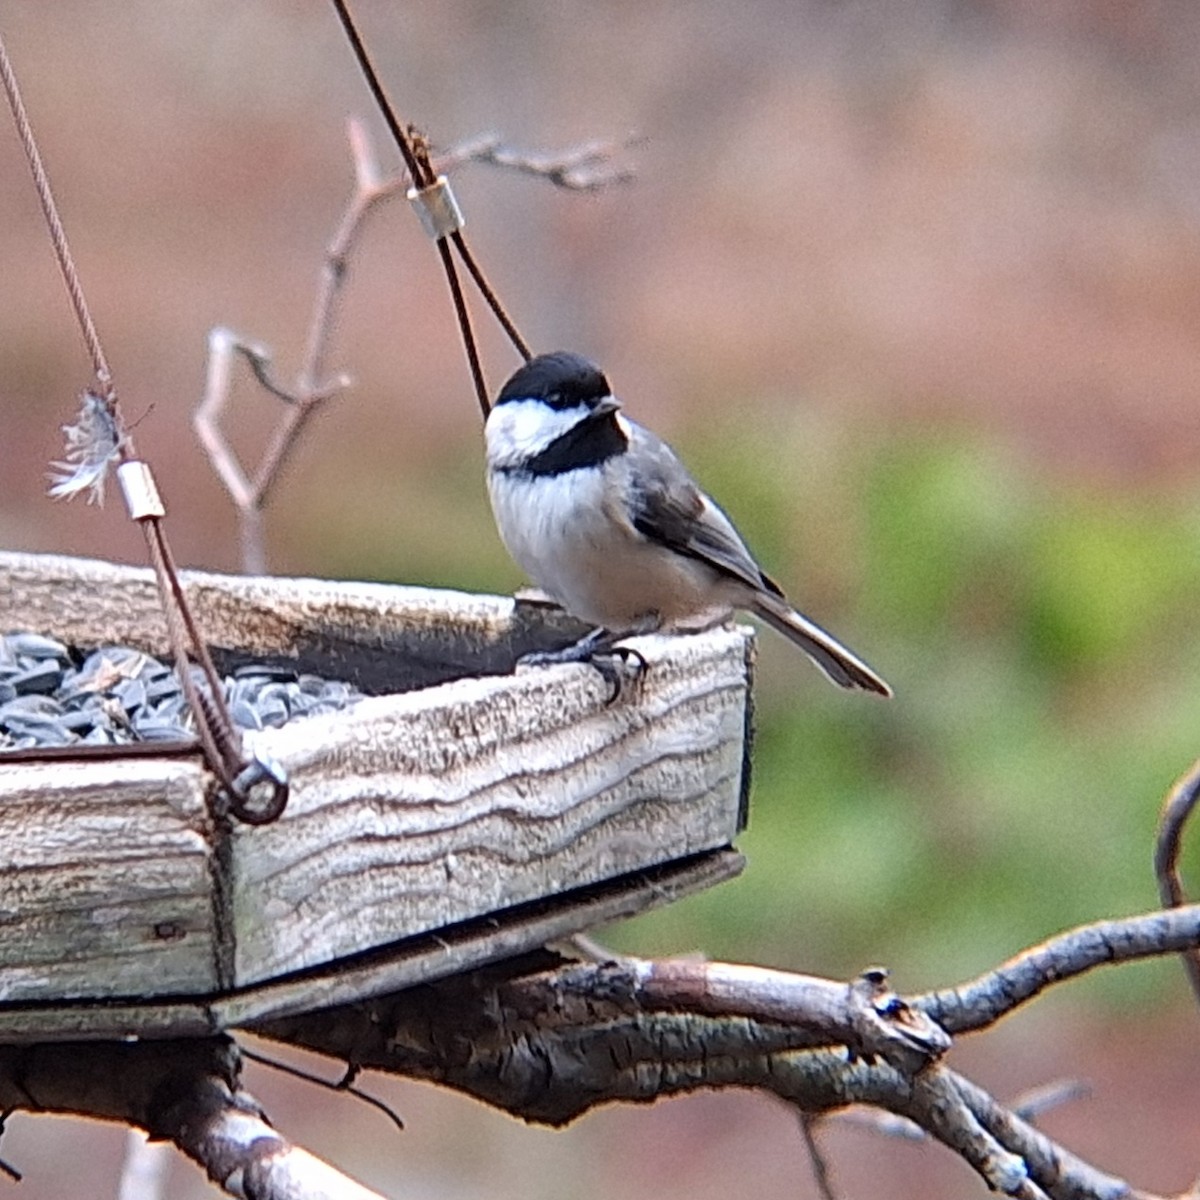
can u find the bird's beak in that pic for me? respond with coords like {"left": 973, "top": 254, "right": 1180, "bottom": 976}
{"left": 592, "top": 394, "right": 621, "bottom": 416}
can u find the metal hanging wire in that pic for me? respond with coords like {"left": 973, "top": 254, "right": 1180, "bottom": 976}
{"left": 329, "top": 0, "right": 534, "bottom": 418}
{"left": 0, "top": 27, "right": 287, "bottom": 825}
{"left": 2, "top": 4, "right": 544, "bottom": 813}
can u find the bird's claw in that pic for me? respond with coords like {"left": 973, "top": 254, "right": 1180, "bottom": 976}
{"left": 516, "top": 633, "right": 647, "bottom": 704}
{"left": 590, "top": 645, "right": 647, "bottom": 705}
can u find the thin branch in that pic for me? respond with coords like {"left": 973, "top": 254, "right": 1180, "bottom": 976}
{"left": 1010, "top": 1080, "right": 1091, "bottom": 1123}
{"left": 193, "top": 116, "right": 373, "bottom": 575}
{"left": 903, "top": 1067, "right": 1046, "bottom": 1199}
{"left": 437, "top": 133, "right": 642, "bottom": 190}
{"left": 945, "top": 1070, "right": 1131, "bottom": 1200}
{"left": 1153, "top": 758, "right": 1200, "bottom": 1004}
{"left": 764, "top": 1053, "right": 1134, "bottom": 1200}
{"left": 0, "top": 1111, "right": 21, "bottom": 1183}
{"left": 797, "top": 1113, "right": 839, "bottom": 1200}
{"left": 0, "top": 1038, "right": 386, "bottom": 1200}
{"left": 170, "top": 1098, "right": 388, "bottom": 1200}
{"left": 252, "top": 959, "right": 946, "bottom": 1123}
{"left": 249, "top": 904, "right": 1200, "bottom": 1199}
{"left": 915, "top": 903, "right": 1200, "bottom": 1034}
{"left": 834, "top": 1079, "right": 1090, "bottom": 1144}
{"left": 0, "top": 910, "right": 1182, "bottom": 1199}
{"left": 194, "top": 119, "right": 635, "bottom": 573}
{"left": 832, "top": 1106, "right": 927, "bottom": 1142}
{"left": 240, "top": 1046, "right": 405, "bottom": 1133}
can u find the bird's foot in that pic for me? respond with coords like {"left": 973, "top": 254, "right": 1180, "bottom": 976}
{"left": 587, "top": 645, "right": 647, "bottom": 705}
{"left": 518, "top": 627, "right": 648, "bottom": 704}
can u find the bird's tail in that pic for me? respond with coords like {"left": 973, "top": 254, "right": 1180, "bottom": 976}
{"left": 750, "top": 593, "right": 892, "bottom": 697}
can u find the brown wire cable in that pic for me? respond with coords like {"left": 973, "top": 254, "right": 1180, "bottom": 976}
{"left": 142, "top": 526, "right": 235, "bottom": 788}
{"left": 329, "top": 0, "right": 536, "bottom": 410}
{"left": 146, "top": 524, "right": 239, "bottom": 743}
{"left": 406, "top": 131, "right": 533, "bottom": 366}
{"left": 451, "top": 230, "right": 532, "bottom": 362}
{"left": 144, "top": 519, "right": 287, "bottom": 823}
{"left": 0, "top": 28, "right": 283, "bottom": 819}
{"left": 0, "top": 30, "right": 114, "bottom": 401}
{"left": 329, "top": 0, "right": 428, "bottom": 188}
{"left": 435, "top": 239, "right": 490, "bottom": 419}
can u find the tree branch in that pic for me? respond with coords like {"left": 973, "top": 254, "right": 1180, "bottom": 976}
{"left": 0, "top": 1038, "right": 385, "bottom": 1200}
{"left": 1154, "top": 757, "right": 1200, "bottom": 1004}
{"left": 915, "top": 903, "right": 1200, "bottom": 1034}
{"left": 249, "top": 906, "right": 1200, "bottom": 1198}
{"left": 2, "top": 901, "right": 1194, "bottom": 1195}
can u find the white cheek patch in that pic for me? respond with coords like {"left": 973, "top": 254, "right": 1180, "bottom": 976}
{"left": 486, "top": 399, "right": 589, "bottom": 467}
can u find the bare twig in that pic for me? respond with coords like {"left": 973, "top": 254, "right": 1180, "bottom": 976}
{"left": 437, "top": 132, "right": 641, "bottom": 190}
{"left": 196, "top": 119, "right": 635, "bottom": 573}
{"left": 248, "top": 904, "right": 1200, "bottom": 1199}
{"left": 193, "top": 118, "right": 376, "bottom": 575}
{"left": 240, "top": 1045, "right": 405, "bottom": 1134}
{"left": 171, "top": 1095, "right": 387, "bottom": 1200}
{"left": 765, "top": 1055, "right": 1125, "bottom": 1199}
{"left": 0, "top": 1112, "right": 20, "bottom": 1183}
{"left": 798, "top": 1113, "right": 839, "bottom": 1200}
{"left": 0, "top": 904, "right": 1188, "bottom": 1198}
{"left": 944, "top": 1071, "right": 1127, "bottom": 1200}
{"left": 0, "top": 1038, "right": 385, "bottom": 1200}
{"left": 833, "top": 1106, "right": 927, "bottom": 1142}
{"left": 1010, "top": 1080, "right": 1091, "bottom": 1123}
{"left": 1154, "top": 758, "right": 1200, "bottom": 1003}
{"left": 835, "top": 1078, "right": 1090, "bottom": 1145}
{"left": 915, "top": 902, "right": 1200, "bottom": 1033}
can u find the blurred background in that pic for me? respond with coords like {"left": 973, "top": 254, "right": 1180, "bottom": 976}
{"left": 3, "top": 1, "right": 1200, "bottom": 1196}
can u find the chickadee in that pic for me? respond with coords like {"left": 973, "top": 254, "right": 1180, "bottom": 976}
{"left": 485, "top": 351, "right": 891, "bottom": 696}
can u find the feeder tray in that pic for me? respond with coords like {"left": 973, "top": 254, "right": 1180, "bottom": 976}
{"left": 0, "top": 551, "right": 754, "bottom": 1041}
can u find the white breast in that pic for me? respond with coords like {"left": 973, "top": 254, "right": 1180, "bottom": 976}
{"left": 488, "top": 466, "right": 614, "bottom": 617}
{"left": 486, "top": 463, "right": 731, "bottom": 631}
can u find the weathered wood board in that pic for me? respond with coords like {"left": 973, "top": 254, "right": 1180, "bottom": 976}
{"left": 0, "top": 758, "right": 216, "bottom": 1003}
{"left": 0, "top": 850, "right": 744, "bottom": 1042}
{"left": 0, "top": 552, "right": 754, "bottom": 1038}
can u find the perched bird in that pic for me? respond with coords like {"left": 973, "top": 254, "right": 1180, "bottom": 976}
{"left": 485, "top": 351, "right": 891, "bottom": 696}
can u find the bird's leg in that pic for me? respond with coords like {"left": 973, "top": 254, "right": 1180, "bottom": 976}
{"left": 519, "top": 625, "right": 616, "bottom": 668}
{"left": 518, "top": 616, "right": 658, "bottom": 702}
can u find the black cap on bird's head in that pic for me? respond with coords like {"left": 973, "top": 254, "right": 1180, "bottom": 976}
{"left": 495, "top": 352, "right": 613, "bottom": 411}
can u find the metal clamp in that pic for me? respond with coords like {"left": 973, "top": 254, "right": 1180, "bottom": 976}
{"left": 117, "top": 460, "right": 166, "bottom": 521}
{"left": 407, "top": 175, "right": 465, "bottom": 240}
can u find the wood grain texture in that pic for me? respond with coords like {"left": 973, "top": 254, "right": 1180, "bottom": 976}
{"left": 0, "top": 551, "right": 753, "bottom": 1024}
{"left": 0, "top": 759, "right": 216, "bottom": 1002}
{"left": 0, "top": 551, "right": 588, "bottom": 691}
{"left": 232, "top": 625, "right": 750, "bottom": 983}
{"left": 0, "top": 851, "right": 744, "bottom": 1042}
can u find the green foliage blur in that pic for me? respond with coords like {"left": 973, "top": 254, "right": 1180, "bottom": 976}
{"left": 314, "top": 413, "right": 1200, "bottom": 1013}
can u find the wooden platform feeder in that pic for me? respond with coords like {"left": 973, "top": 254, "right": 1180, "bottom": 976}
{"left": 0, "top": 551, "right": 754, "bottom": 1041}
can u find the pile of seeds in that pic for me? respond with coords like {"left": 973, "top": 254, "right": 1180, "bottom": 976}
{"left": 0, "top": 632, "right": 364, "bottom": 751}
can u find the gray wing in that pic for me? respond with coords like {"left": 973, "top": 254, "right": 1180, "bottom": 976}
{"left": 623, "top": 422, "right": 785, "bottom": 599}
